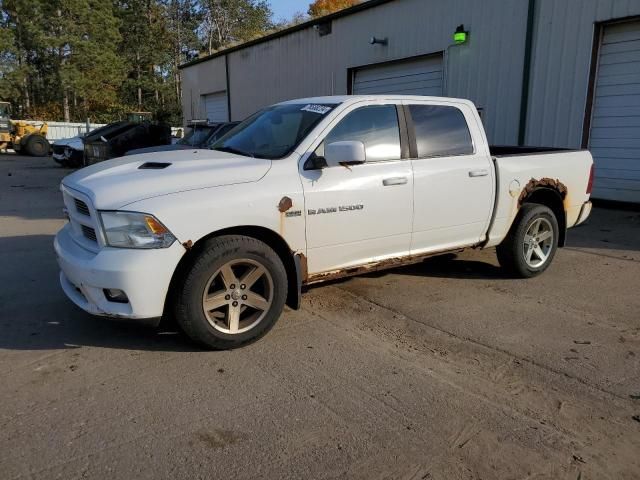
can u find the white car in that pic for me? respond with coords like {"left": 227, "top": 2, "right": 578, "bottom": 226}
{"left": 54, "top": 95, "right": 594, "bottom": 349}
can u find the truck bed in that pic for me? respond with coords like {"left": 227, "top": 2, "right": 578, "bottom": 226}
{"left": 485, "top": 148, "right": 593, "bottom": 248}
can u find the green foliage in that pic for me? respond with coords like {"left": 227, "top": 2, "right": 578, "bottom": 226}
{"left": 0, "top": 0, "right": 280, "bottom": 123}
{"left": 308, "top": 0, "right": 360, "bottom": 18}
{"left": 200, "top": 0, "right": 273, "bottom": 54}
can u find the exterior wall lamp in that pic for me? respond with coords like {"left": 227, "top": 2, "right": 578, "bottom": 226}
{"left": 454, "top": 24, "right": 469, "bottom": 44}
{"left": 369, "top": 37, "right": 388, "bottom": 46}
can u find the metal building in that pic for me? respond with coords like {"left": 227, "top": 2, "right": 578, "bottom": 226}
{"left": 179, "top": 0, "right": 640, "bottom": 203}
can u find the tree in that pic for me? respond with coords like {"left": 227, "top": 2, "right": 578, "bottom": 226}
{"left": 200, "top": 0, "right": 272, "bottom": 54}
{"left": 0, "top": 0, "right": 277, "bottom": 124}
{"left": 1, "top": 0, "right": 124, "bottom": 121}
{"left": 163, "top": 0, "right": 201, "bottom": 111}
{"left": 308, "top": 0, "right": 360, "bottom": 18}
{"left": 40, "top": 0, "right": 125, "bottom": 121}
{"left": 0, "top": 0, "right": 44, "bottom": 114}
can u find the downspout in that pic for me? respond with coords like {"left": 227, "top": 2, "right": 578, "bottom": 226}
{"left": 518, "top": 0, "right": 536, "bottom": 146}
{"left": 225, "top": 54, "right": 232, "bottom": 121}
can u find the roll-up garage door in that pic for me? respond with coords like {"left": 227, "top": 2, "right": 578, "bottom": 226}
{"left": 203, "top": 91, "right": 229, "bottom": 122}
{"left": 352, "top": 54, "right": 443, "bottom": 96}
{"left": 589, "top": 20, "right": 640, "bottom": 203}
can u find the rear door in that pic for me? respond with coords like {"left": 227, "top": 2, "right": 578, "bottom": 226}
{"left": 299, "top": 102, "right": 413, "bottom": 275}
{"left": 404, "top": 100, "right": 494, "bottom": 254}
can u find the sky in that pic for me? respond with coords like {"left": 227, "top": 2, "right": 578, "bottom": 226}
{"left": 270, "top": 0, "right": 307, "bottom": 22}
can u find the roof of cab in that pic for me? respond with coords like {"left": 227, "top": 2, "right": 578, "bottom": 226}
{"left": 277, "top": 95, "right": 475, "bottom": 108}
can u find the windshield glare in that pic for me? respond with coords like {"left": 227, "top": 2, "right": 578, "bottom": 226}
{"left": 211, "top": 103, "right": 337, "bottom": 159}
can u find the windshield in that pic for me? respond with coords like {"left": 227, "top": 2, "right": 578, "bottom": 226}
{"left": 211, "top": 103, "right": 337, "bottom": 159}
{"left": 205, "top": 123, "right": 237, "bottom": 147}
{"left": 178, "top": 126, "right": 216, "bottom": 146}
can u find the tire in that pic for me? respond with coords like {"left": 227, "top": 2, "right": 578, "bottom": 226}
{"left": 25, "top": 135, "right": 49, "bottom": 157}
{"left": 174, "top": 235, "right": 288, "bottom": 349}
{"left": 496, "top": 203, "right": 559, "bottom": 278}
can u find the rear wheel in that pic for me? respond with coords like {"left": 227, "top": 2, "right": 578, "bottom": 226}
{"left": 174, "top": 235, "right": 287, "bottom": 349}
{"left": 25, "top": 135, "right": 49, "bottom": 157}
{"left": 496, "top": 204, "right": 559, "bottom": 278}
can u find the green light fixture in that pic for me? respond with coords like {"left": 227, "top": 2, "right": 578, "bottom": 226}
{"left": 454, "top": 24, "right": 468, "bottom": 44}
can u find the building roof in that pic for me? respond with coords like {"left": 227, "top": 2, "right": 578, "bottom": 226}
{"left": 179, "top": 0, "right": 397, "bottom": 70}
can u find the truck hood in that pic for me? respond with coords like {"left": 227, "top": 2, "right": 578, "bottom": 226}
{"left": 62, "top": 149, "right": 272, "bottom": 209}
{"left": 125, "top": 144, "right": 192, "bottom": 156}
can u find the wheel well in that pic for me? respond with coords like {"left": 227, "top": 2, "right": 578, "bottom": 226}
{"left": 520, "top": 188, "right": 567, "bottom": 246}
{"left": 164, "top": 226, "right": 300, "bottom": 322}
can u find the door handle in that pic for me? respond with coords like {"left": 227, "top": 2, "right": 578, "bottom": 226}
{"left": 468, "top": 169, "right": 489, "bottom": 177}
{"left": 383, "top": 177, "right": 408, "bottom": 186}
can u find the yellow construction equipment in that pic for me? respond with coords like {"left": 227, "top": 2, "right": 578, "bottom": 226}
{"left": 0, "top": 101, "right": 50, "bottom": 156}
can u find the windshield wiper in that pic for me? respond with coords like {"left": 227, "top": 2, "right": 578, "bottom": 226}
{"left": 212, "top": 146, "right": 254, "bottom": 157}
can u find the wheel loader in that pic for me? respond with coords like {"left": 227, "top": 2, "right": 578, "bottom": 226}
{"left": 0, "top": 101, "right": 50, "bottom": 157}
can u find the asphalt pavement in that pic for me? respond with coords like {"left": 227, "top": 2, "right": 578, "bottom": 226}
{"left": 1, "top": 154, "right": 639, "bottom": 479}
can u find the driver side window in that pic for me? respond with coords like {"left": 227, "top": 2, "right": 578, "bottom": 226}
{"left": 315, "top": 104, "right": 401, "bottom": 162}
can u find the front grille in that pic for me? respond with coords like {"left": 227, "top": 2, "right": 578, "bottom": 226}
{"left": 81, "top": 225, "right": 97, "bottom": 242}
{"left": 63, "top": 189, "right": 100, "bottom": 249}
{"left": 74, "top": 198, "right": 90, "bottom": 216}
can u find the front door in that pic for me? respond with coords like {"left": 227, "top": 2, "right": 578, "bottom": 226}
{"left": 299, "top": 103, "right": 413, "bottom": 275}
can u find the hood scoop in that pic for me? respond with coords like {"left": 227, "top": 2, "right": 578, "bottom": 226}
{"left": 139, "top": 162, "right": 171, "bottom": 170}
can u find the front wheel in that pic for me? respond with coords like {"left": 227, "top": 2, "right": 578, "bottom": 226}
{"left": 174, "top": 235, "right": 288, "bottom": 349}
{"left": 496, "top": 204, "right": 559, "bottom": 278}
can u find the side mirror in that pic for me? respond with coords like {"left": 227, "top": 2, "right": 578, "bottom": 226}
{"left": 324, "top": 141, "right": 366, "bottom": 168}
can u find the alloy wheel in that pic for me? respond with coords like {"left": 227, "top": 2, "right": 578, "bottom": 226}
{"left": 202, "top": 258, "right": 274, "bottom": 334}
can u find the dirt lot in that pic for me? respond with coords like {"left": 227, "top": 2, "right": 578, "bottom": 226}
{"left": 1, "top": 153, "right": 639, "bottom": 480}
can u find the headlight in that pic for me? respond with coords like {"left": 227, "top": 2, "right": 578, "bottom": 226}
{"left": 99, "top": 211, "right": 176, "bottom": 249}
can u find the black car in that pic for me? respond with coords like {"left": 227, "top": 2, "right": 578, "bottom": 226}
{"left": 125, "top": 121, "right": 239, "bottom": 156}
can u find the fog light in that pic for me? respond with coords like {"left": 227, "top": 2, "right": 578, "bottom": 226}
{"left": 104, "top": 288, "right": 129, "bottom": 303}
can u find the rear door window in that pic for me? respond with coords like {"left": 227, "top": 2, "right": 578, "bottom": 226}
{"left": 408, "top": 105, "right": 474, "bottom": 158}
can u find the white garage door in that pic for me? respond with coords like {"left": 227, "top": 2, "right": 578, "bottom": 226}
{"left": 352, "top": 55, "right": 443, "bottom": 96}
{"left": 203, "top": 91, "right": 229, "bottom": 122}
{"left": 589, "top": 20, "right": 640, "bottom": 203}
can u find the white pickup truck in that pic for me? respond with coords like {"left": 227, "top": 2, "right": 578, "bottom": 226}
{"left": 55, "top": 95, "right": 594, "bottom": 349}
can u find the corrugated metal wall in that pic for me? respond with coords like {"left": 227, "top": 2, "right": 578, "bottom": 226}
{"left": 525, "top": 0, "right": 640, "bottom": 148}
{"left": 181, "top": 0, "right": 640, "bottom": 150}
{"left": 180, "top": 55, "right": 227, "bottom": 122}
{"left": 183, "top": 0, "right": 530, "bottom": 145}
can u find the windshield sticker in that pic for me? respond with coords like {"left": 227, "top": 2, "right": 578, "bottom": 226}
{"left": 301, "top": 104, "right": 332, "bottom": 115}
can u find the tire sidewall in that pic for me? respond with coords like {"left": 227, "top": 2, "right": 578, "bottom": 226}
{"left": 514, "top": 205, "right": 559, "bottom": 276}
{"left": 27, "top": 135, "right": 48, "bottom": 156}
{"left": 177, "top": 236, "right": 288, "bottom": 349}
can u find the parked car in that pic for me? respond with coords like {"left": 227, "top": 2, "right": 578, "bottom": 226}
{"left": 51, "top": 135, "right": 85, "bottom": 167}
{"left": 83, "top": 112, "right": 171, "bottom": 165}
{"left": 54, "top": 95, "right": 594, "bottom": 349}
{"left": 125, "top": 121, "right": 239, "bottom": 156}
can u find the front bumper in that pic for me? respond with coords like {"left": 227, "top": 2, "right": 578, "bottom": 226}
{"left": 54, "top": 223, "right": 184, "bottom": 319}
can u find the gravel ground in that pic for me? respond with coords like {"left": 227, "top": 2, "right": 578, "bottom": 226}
{"left": 1, "top": 153, "right": 639, "bottom": 480}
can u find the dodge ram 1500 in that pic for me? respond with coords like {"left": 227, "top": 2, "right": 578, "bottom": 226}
{"left": 55, "top": 95, "right": 594, "bottom": 349}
